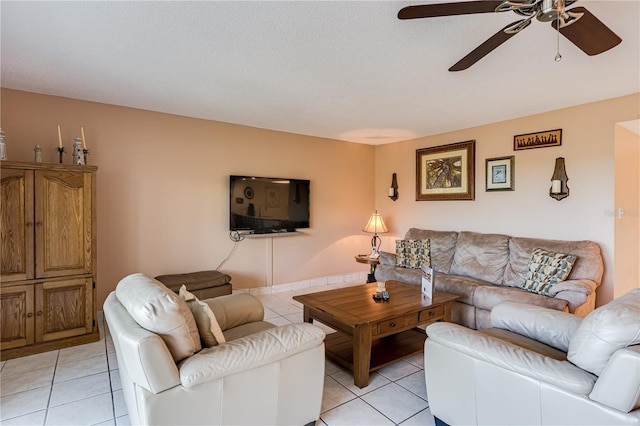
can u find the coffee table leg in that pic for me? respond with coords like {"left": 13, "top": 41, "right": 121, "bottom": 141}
{"left": 302, "top": 305, "right": 312, "bottom": 323}
{"left": 353, "top": 324, "right": 372, "bottom": 388}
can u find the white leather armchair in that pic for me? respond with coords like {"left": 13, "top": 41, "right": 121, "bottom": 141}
{"left": 424, "top": 288, "right": 640, "bottom": 426}
{"left": 104, "top": 273, "right": 326, "bottom": 425}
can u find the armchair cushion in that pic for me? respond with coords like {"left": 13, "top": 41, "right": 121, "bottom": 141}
{"left": 204, "top": 293, "right": 264, "bottom": 331}
{"left": 179, "top": 285, "right": 226, "bottom": 346}
{"left": 115, "top": 273, "right": 201, "bottom": 362}
{"left": 179, "top": 323, "right": 325, "bottom": 388}
{"left": 491, "top": 301, "right": 582, "bottom": 352}
{"left": 568, "top": 288, "right": 640, "bottom": 375}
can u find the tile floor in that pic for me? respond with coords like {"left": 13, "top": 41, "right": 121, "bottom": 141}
{"left": 0, "top": 279, "right": 437, "bottom": 426}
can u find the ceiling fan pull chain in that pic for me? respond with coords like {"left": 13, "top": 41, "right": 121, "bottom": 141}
{"left": 555, "top": 10, "right": 562, "bottom": 61}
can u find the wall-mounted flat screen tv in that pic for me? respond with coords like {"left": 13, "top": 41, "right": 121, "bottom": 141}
{"left": 229, "top": 175, "right": 310, "bottom": 234}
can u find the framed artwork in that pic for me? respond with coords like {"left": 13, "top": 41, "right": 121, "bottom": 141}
{"left": 514, "top": 129, "right": 562, "bottom": 150}
{"left": 486, "top": 156, "right": 515, "bottom": 191}
{"left": 416, "top": 140, "right": 475, "bottom": 201}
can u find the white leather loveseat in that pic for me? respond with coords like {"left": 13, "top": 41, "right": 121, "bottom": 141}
{"left": 103, "top": 273, "right": 326, "bottom": 425}
{"left": 424, "top": 288, "right": 640, "bottom": 425}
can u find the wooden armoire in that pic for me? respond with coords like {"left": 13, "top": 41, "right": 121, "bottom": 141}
{"left": 1, "top": 161, "right": 99, "bottom": 360}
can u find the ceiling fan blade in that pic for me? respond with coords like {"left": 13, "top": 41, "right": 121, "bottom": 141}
{"left": 398, "top": 1, "right": 505, "bottom": 19}
{"left": 449, "top": 20, "right": 526, "bottom": 71}
{"left": 552, "top": 7, "right": 622, "bottom": 56}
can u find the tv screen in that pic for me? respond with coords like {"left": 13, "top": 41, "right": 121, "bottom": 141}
{"left": 229, "top": 175, "right": 310, "bottom": 233}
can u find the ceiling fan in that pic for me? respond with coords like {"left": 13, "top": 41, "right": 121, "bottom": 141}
{"left": 398, "top": 0, "right": 622, "bottom": 71}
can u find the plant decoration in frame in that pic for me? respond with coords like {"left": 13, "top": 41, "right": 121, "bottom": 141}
{"left": 416, "top": 140, "right": 475, "bottom": 201}
{"left": 486, "top": 156, "right": 515, "bottom": 191}
{"left": 514, "top": 129, "right": 562, "bottom": 150}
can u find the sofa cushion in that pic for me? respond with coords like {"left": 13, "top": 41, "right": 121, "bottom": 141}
{"left": 435, "top": 274, "right": 490, "bottom": 305}
{"left": 395, "top": 239, "right": 430, "bottom": 269}
{"left": 115, "top": 273, "right": 202, "bottom": 362}
{"left": 473, "top": 285, "right": 569, "bottom": 312}
{"left": 519, "top": 248, "right": 577, "bottom": 296}
{"left": 404, "top": 228, "right": 458, "bottom": 273}
{"left": 450, "top": 231, "right": 510, "bottom": 284}
{"left": 504, "top": 237, "right": 603, "bottom": 288}
{"left": 179, "top": 285, "right": 226, "bottom": 347}
{"left": 568, "top": 289, "right": 640, "bottom": 376}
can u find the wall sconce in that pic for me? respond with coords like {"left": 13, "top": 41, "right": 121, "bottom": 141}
{"left": 549, "top": 157, "right": 569, "bottom": 201}
{"left": 388, "top": 173, "right": 398, "bottom": 201}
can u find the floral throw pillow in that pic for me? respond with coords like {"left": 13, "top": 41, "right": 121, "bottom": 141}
{"left": 395, "top": 239, "right": 431, "bottom": 269}
{"left": 520, "top": 248, "right": 577, "bottom": 295}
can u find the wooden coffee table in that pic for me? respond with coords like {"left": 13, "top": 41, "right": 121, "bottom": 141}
{"left": 293, "top": 280, "right": 458, "bottom": 388}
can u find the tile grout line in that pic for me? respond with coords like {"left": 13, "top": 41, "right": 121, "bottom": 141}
{"left": 102, "top": 320, "right": 119, "bottom": 425}
{"left": 43, "top": 349, "right": 61, "bottom": 426}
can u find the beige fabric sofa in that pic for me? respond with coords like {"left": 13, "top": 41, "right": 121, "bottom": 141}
{"left": 103, "top": 273, "right": 325, "bottom": 425}
{"left": 424, "top": 288, "right": 640, "bottom": 425}
{"left": 375, "top": 229, "right": 604, "bottom": 329}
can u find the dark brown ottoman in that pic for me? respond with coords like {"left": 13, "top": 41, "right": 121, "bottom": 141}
{"left": 154, "top": 270, "right": 232, "bottom": 300}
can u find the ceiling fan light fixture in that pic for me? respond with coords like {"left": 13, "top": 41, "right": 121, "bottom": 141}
{"left": 537, "top": 0, "right": 564, "bottom": 22}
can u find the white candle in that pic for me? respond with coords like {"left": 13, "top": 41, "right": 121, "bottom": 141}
{"left": 80, "top": 127, "right": 87, "bottom": 150}
{"left": 551, "top": 180, "right": 562, "bottom": 194}
{"left": 57, "top": 125, "right": 62, "bottom": 148}
{"left": 388, "top": 187, "right": 395, "bottom": 196}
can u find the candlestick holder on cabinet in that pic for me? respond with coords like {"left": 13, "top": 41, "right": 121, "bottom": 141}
{"left": 56, "top": 147, "right": 66, "bottom": 163}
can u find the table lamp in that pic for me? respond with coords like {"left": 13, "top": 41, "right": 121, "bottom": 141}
{"left": 363, "top": 210, "right": 388, "bottom": 258}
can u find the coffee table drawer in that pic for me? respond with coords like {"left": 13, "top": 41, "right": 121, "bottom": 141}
{"left": 419, "top": 305, "right": 444, "bottom": 322}
{"left": 377, "top": 313, "right": 419, "bottom": 334}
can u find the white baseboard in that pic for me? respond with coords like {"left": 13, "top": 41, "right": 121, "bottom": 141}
{"left": 232, "top": 270, "right": 368, "bottom": 295}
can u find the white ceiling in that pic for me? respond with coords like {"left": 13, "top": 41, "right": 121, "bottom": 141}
{"left": 1, "top": 1, "right": 639, "bottom": 145}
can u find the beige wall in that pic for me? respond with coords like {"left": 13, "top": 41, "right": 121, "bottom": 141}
{"left": 2, "top": 88, "right": 639, "bottom": 307}
{"left": 0, "top": 88, "right": 375, "bottom": 306}
{"left": 374, "top": 94, "right": 640, "bottom": 306}
{"left": 614, "top": 123, "right": 640, "bottom": 298}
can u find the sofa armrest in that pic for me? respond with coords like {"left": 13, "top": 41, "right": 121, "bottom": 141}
{"left": 179, "top": 323, "right": 325, "bottom": 388}
{"left": 491, "top": 301, "right": 582, "bottom": 352}
{"left": 203, "top": 293, "right": 264, "bottom": 331}
{"left": 589, "top": 345, "right": 640, "bottom": 413}
{"left": 547, "top": 279, "right": 597, "bottom": 296}
{"left": 378, "top": 251, "right": 396, "bottom": 266}
{"left": 426, "top": 322, "right": 596, "bottom": 395}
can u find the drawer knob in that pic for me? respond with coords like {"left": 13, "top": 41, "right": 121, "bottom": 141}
{"left": 37, "top": 311, "right": 43, "bottom": 316}
{"left": 390, "top": 322, "right": 396, "bottom": 327}
{"left": 429, "top": 311, "right": 435, "bottom": 316}
{"left": 27, "top": 313, "right": 33, "bottom": 318}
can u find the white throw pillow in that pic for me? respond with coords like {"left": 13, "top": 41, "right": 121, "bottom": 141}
{"left": 568, "top": 288, "right": 640, "bottom": 376}
{"left": 179, "top": 285, "right": 226, "bottom": 347}
{"left": 115, "top": 273, "right": 201, "bottom": 362}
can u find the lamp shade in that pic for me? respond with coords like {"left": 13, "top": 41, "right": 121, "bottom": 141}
{"left": 362, "top": 211, "right": 389, "bottom": 235}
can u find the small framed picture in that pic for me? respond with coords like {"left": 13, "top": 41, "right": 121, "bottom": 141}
{"left": 486, "top": 156, "right": 514, "bottom": 191}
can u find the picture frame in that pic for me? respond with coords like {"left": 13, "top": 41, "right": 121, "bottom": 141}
{"left": 416, "top": 140, "right": 475, "bottom": 201}
{"left": 514, "top": 129, "right": 562, "bottom": 150}
{"left": 486, "top": 156, "right": 515, "bottom": 191}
